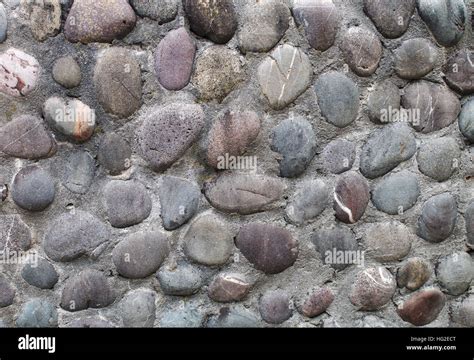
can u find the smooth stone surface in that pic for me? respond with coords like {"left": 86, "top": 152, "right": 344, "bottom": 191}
{"left": 321, "top": 139, "right": 356, "bottom": 174}
{"left": 437, "top": 252, "right": 474, "bottom": 296}
{"left": 121, "top": 289, "right": 156, "bottom": 327}
{"left": 16, "top": 299, "right": 57, "bottom": 327}
{"left": 236, "top": 223, "right": 298, "bottom": 274}
{"left": 417, "top": 137, "right": 460, "bottom": 182}
{"left": 372, "top": 171, "right": 420, "bottom": 214}
{"left": 315, "top": 72, "right": 359, "bottom": 128}
{"left": 350, "top": 267, "right": 396, "bottom": 310}
{"left": 52, "top": 56, "right": 81, "bottom": 88}
{"left": 444, "top": 50, "right": 474, "bottom": 94}
{"left": 63, "top": 151, "right": 95, "bottom": 194}
{"left": 298, "top": 287, "right": 334, "bottom": 318}
{"left": 206, "top": 110, "right": 261, "bottom": 169}
{"left": 402, "top": 81, "right": 460, "bottom": 133}
{"left": 397, "top": 289, "right": 445, "bottom": 326}
{"left": 0, "top": 277, "right": 15, "bottom": 307}
{"left": 155, "top": 27, "right": 195, "bottom": 91}
{"left": 0, "top": 215, "right": 32, "bottom": 255}
{"left": 292, "top": 0, "right": 339, "bottom": 51}
{"left": 203, "top": 173, "right": 286, "bottom": 215}
{"left": 364, "top": 222, "right": 413, "bottom": 262}
{"left": 130, "top": 0, "right": 178, "bottom": 23}
{"left": 394, "top": 38, "right": 438, "bottom": 79}
{"left": 417, "top": 193, "right": 457, "bottom": 243}
{"left": 65, "top": 0, "right": 136, "bottom": 43}
{"left": 340, "top": 27, "right": 382, "bottom": 76}
{"left": 94, "top": 48, "right": 142, "bottom": 118}
{"left": 43, "top": 96, "right": 96, "bottom": 142}
{"left": 193, "top": 46, "right": 243, "bottom": 102}
{"left": 0, "top": 3, "right": 7, "bottom": 43}
{"left": 333, "top": 171, "right": 370, "bottom": 224}
{"left": 43, "top": 210, "right": 109, "bottom": 262}
{"left": 367, "top": 80, "right": 401, "bottom": 124}
{"left": 207, "top": 306, "right": 261, "bottom": 328}
{"left": 311, "top": 226, "right": 358, "bottom": 270}
{"left": 183, "top": 0, "right": 237, "bottom": 44}
{"left": 98, "top": 133, "right": 131, "bottom": 175}
{"left": 138, "top": 103, "right": 205, "bottom": 171}
{"left": 21, "top": 258, "right": 58, "bottom": 290}
{"left": 11, "top": 166, "right": 55, "bottom": 212}
{"left": 113, "top": 232, "right": 169, "bottom": 279}
{"left": 208, "top": 273, "right": 251, "bottom": 303}
{"left": 459, "top": 99, "right": 474, "bottom": 143}
{"left": 103, "top": 180, "right": 152, "bottom": 228}
{"left": 183, "top": 213, "right": 234, "bottom": 266}
{"left": 156, "top": 264, "right": 203, "bottom": 296}
{"left": 0, "top": 48, "right": 39, "bottom": 97}
{"left": 21, "top": 0, "right": 61, "bottom": 41}
{"left": 61, "top": 270, "right": 115, "bottom": 312}
{"left": 0, "top": 115, "right": 56, "bottom": 159}
{"left": 285, "top": 179, "right": 329, "bottom": 225}
{"left": 258, "top": 44, "right": 312, "bottom": 110}
{"left": 259, "top": 290, "right": 292, "bottom": 325}
{"left": 397, "top": 257, "right": 432, "bottom": 290}
{"left": 159, "top": 176, "right": 200, "bottom": 230}
{"left": 417, "top": 0, "right": 466, "bottom": 47}
{"left": 360, "top": 123, "right": 417, "bottom": 179}
{"left": 238, "top": 0, "right": 290, "bottom": 53}
{"left": 364, "top": 0, "right": 415, "bottom": 38}
{"left": 466, "top": 201, "right": 474, "bottom": 248}
{"left": 271, "top": 116, "right": 317, "bottom": 177}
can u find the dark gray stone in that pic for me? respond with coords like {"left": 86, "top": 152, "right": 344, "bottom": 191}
{"left": 156, "top": 264, "right": 203, "bottom": 296}
{"left": 394, "top": 38, "right": 438, "bottom": 79}
{"left": 63, "top": 151, "right": 95, "bottom": 194}
{"left": 340, "top": 27, "right": 382, "bottom": 76}
{"left": 367, "top": 80, "right": 401, "bottom": 124}
{"left": 259, "top": 290, "right": 292, "bottom": 325}
{"left": 321, "top": 139, "right": 356, "bottom": 174}
{"left": 417, "top": 137, "right": 460, "bottom": 181}
{"left": 98, "top": 133, "right": 132, "bottom": 175}
{"left": 16, "top": 299, "right": 57, "bottom": 327}
{"left": 417, "top": 193, "right": 457, "bottom": 243}
{"left": 285, "top": 179, "right": 329, "bottom": 225}
{"left": 364, "top": 0, "right": 415, "bottom": 38}
{"left": 11, "top": 166, "right": 55, "bottom": 212}
{"left": 437, "top": 252, "right": 474, "bottom": 296}
{"left": 459, "top": 99, "right": 474, "bottom": 143}
{"left": 444, "top": 50, "right": 474, "bottom": 94}
{"left": 311, "top": 226, "right": 358, "bottom": 270}
{"left": 21, "top": 258, "right": 58, "bottom": 290}
{"left": 130, "top": 0, "right": 178, "bottom": 23}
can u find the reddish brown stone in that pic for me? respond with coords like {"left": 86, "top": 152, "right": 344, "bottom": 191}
{"left": 397, "top": 289, "right": 446, "bottom": 326}
{"left": 208, "top": 273, "right": 251, "bottom": 303}
{"left": 333, "top": 171, "right": 370, "bottom": 224}
{"left": 299, "top": 287, "right": 334, "bottom": 318}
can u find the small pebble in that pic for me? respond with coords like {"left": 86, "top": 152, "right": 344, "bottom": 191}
{"left": 333, "top": 171, "right": 370, "bottom": 224}
{"left": 156, "top": 264, "right": 203, "bottom": 296}
{"left": 417, "top": 193, "right": 457, "bottom": 243}
{"left": 0, "top": 215, "right": 32, "bottom": 254}
{"left": 311, "top": 226, "right": 358, "bottom": 270}
{"left": 444, "top": 50, "right": 474, "bottom": 94}
{"left": 0, "top": 48, "right": 39, "bottom": 97}
{"left": 340, "top": 27, "right": 382, "bottom": 76}
{"left": 367, "top": 80, "right": 401, "bottom": 124}
{"left": 65, "top": 317, "right": 116, "bottom": 328}
{"left": 298, "top": 287, "right": 334, "bottom": 318}
{"left": 11, "top": 166, "right": 55, "bottom": 212}
{"left": 21, "top": 258, "right": 58, "bottom": 290}
{"left": 436, "top": 252, "right": 474, "bottom": 296}
{"left": 130, "top": 0, "right": 178, "bottom": 23}
{"left": 121, "top": 289, "right": 156, "bottom": 328}
{"left": 363, "top": 0, "right": 415, "bottom": 38}
{"left": 452, "top": 295, "right": 474, "bottom": 327}
{"left": 397, "top": 257, "right": 432, "bottom": 291}
{"left": 52, "top": 56, "right": 81, "bottom": 89}
{"left": 321, "top": 139, "right": 356, "bottom": 174}
{"left": 159, "top": 302, "right": 204, "bottom": 327}
{"left": 397, "top": 288, "right": 445, "bottom": 326}
{"left": 208, "top": 273, "right": 251, "bottom": 303}
{"left": 16, "top": 299, "right": 57, "bottom": 327}
{"left": 417, "top": 137, "right": 460, "bottom": 182}
{"left": 364, "top": 222, "right": 412, "bottom": 262}
{"left": 98, "top": 133, "right": 132, "bottom": 175}
{"left": 63, "top": 151, "right": 95, "bottom": 194}
{"left": 394, "top": 38, "right": 438, "bottom": 79}
{"left": 349, "top": 267, "right": 396, "bottom": 311}
{"left": 285, "top": 179, "right": 329, "bottom": 225}
{"left": 259, "top": 290, "right": 292, "bottom": 325}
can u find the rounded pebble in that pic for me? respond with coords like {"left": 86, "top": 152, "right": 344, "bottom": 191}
{"left": 0, "top": 277, "right": 15, "bottom": 308}
{"left": 436, "top": 252, "right": 474, "bottom": 296}
{"left": 156, "top": 264, "right": 203, "bottom": 296}
{"left": 130, "top": 0, "right": 178, "bottom": 23}
{"left": 285, "top": 179, "right": 329, "bottom": 225}
{"left": 363, "top": 0, "right": 415, "bottom": 38}
{"left": 397, "top": 257, "right": 432, "bottom": 291}
{"left": 333, "top": 171, "right": 370, "bottom": 224}
{"left": 367, "top": 80, "right": 401, "bottom": 124}
{"left": 394, "top": 38, "right": 438, "bottom": 79}
{"left": 417, "top": 193, "right": 457, "bottom": 243}
{"left": 52, "top": 56, "right": 81, "bottom": 88}
{"left": 417, "top": 137, "right": 460, "bottom": 182}
{"left": 321, "top": 139, "right": 356, "bottom": 174}
{"left": 364, "top": 222, "right": 412, "bottom": 262}
{"left": 349, "top": 267, "right": 396, "bottom": 311}
{"left": 259, "top": 290, "right": 292, "bottom": 325}
{"left": 340, "top": 27, "right": 382, "bottom": 76}
{"left": 21, "top": 258, "right": 58, "bottom": 290}
{"left": 459, "top": 99, "right": 474, "bottom": 143}
{"left": 444, "top": 50, "right": 474, "bottom": 94}
{"left": 63, "top": 151, "right": 95, "bottom": 194}
{"left": 397, "top": 289, "right": 445, "bottom": 326}
{"left": 298, "top": 287, "right": 334, "bottom": 318}
{"left": 98, "top": 133, "right": 132, "bottom": 175}
{"left": 121, "top": 289, "right": 156, "bottom": 328}
{"left": 208, "top": 273, "right": 251, "bottom": 303}
{"left": 16, "top": 299, "right": 57, "bottom": 327}
{"left": 311, "top": 226, "right": 358, "bottom": 270}
{"left": 11, "top": 166, "right": 55, "bottom": 212}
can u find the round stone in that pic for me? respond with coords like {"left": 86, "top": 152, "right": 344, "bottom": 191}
{"left": 402, "top": 81, "right": 460, "bottom": 133}
{"left": 0, "top": 215, "right": 32, "bottom": 255}
{"left": 130, "top": 0, "right": 178, "bottom": 23}
{"left": 363, "top": 0, "right": 415, "bottom": 38}
{"left": 349, "top": 267, "right": 396, "bottom": 311}
{"left": 16, "top": 299, "right": 57, "bottom": 328}
{"left": 321, "top": 139, "right": 356, "bottom": 174}
{"left": 437, "top": 252, "right": 474, "bottom": 296}
{"left": 208, "top": 273, "right": 251, "bottom": 303}
{"left": 0, "top": 48, "right": 40, "bottom": 97}
{"left": 207, "top": 306, "right": 261, "bottom": 328}
{"left": 20, "top": 0, "right": 61, "bottom": 41}
{"left": 333, "top": 171, "right": 370, "bottom": 224}
{"left": 311, "top": 226, "right": 358, "bottom": 270}
{"left": 259, "top": 290, "right": 292, "bottom": 325}
{"left": 11, "top": 166, "right": 55, "bottom": 212}
{"left": 394, "top": 38, "right": 438, "bottom": 79}
{"left": 61, "top": 270, "right": 115, "bottom": 312}
{"left": 417, "top": 137, "right": 460, "bottom": 182}
{"left": 340, "top": 27, "right": 382, "bottom": 76}
{"left": 0, "top": 277, "right": 15, "bottom": 308}
{"left": 113, "top": 231, "right": 169, "bottom": 279}
{"left": 364, "top": 222, "right": 412, "bottom": 262}
{"left": 21, "top": 258, "right": 58, "bottom": 290}
{"left": 417, "top": 193, "right": 457, "bottom": 243}
{"left": 121, "top": 289, "right": 156, "bottom": 328}
{"left": 315, "top": 71, "right": 359, "bottom": 128}
{"left": 397, "top": 289, "right": 446, "bottom": 326}
{"left": 203, "top": 173, "right": 286, "bottom": 215}
{"left": 0, "top": 3, "right": 7, "bottom": 43}
{"left": 183, "top": 0, "right": 237, "bottom": 44}
{"left": 52, "top": 56, "right": 81, "bottom": 88}
{"left": 64, "top": 0, "right": 136, "bottom": 43}
{"left": 138, "top": 103, "right": 205, "bottom": 171}
{"left": 63, "top": 151, "right": 95, "bottom": 194}
{"left": 238, "top": 0, "right": 290, "bottom": 53}
{"left": 206, "top": 110, "right": 261, "bottom": 169}
{"left": 466, "top": 201, "right": 474, "bottom": 248}
{"left": 193, "top": 46, "right": 243, "bottom": 102}
{"left": 98, "top": 133, "right": 132, "bottom": 175}
{"left": 360, "top": 123, "right": 416, "bottom": 179}
{"left": 235, "top": 223, "right": 298, "bottom": 274}
{"left": 159, "top": 176, "right": 200, "bottom": 231}
{"left": 258, "top": 44, "right": 312, "bottom": 110}
{"left": 371, "top": 170, "right": 420, "bottom": 214}
{"left": 183, "top": 213, "right": 234, "bottom": 266}
{"left": 417, "top": 0, "right": 466, "bottom": 47}
{"left": 155, "top": 27, "right": 196, "bottom": 91}
{"left": 459, "top": 99, "right": 474, "bottom": 143}
{"left": 298, "top": 287, "right": 334, "bottom": 318}
{"left": 94, "top": 48, "right": 142, "bottom": 118}
{"left": 292, "top": 0, "right": 340, "bottom": 51}
{"left": 43, "top": 210, "right": 109, "bottom": 262}
{"left": 397, "top": 257, "right": 432, "bottom": 291}
{"left": 156, "top": 263, "right": 203, "bottom": 296}
{"left": 444, "top": 50, "right": 474, "bottom": 94}
{"left": 285, "top": 179, "right": 329, "bottom": 225}
{"left": 270, "top": 116, "right": 317, "bottom": 178}
{"left": 367, "top": 80, "right": 401, "bottom": 124}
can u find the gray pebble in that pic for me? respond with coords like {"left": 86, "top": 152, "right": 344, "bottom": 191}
{"left": 98, "top": 133, "right": 132, "bottom": 175}
{"left": 364, "top": 222, "right": 413, "bottom": 262}
{"left": 52, "top": 56, "right": 81, "bottom": 88}
{"left": 63, "top": 151, "right": 95, "bottom": 194}
{"left": 130, "top": 0, "right": 178, "bottom": 23}
{"left": 259, "top": 290, "right": 292, "bottom": 325}
{"left": 437, "top": 252, "right": 474, "bottom": 296}
{"left": 459, "top": 99, "right": 474, "bottom": 143}
{"left": 11, "top": 166, "right": 55, "bottom": 212}
{"left": 340, "top": 27, "right": 382, "bottom": 76}
{"left": 417, "top": 193, "right": 457, "bottom": 243}
{"left": 159, "top": 302, "right": 204, "bottom": 327}
{"left": 417, "top": 137, "right": 460, "bottom": 182}
{"left": 0, "top": 277, "right": 15, "bottom": 307}
{"left": 444, "top": 50, "right": 474, "bottom": 95}
{"left": 16, "top": 299, "right": 57, "bottom": 327}
{"left": 367, "top": 80, "right": 401, "bottom": 124}
{"left": 321, "top": 139, "right": 356, "bottom": 174}
{"left": 121, "top": 289, "right": 156, "bottom": 327}
{"left": 285, "top": 179, "right": 329, "bottom": 225}
{"left": 394, "top": 38, "right": 438, "bottom": 79}
{"left": 21, "top": 258, "right": 58, "bottom": 290}
{"left": 364, "top": 0, "right": 415, "bottom": 38}
{"left": 452, "top": 295, "right": 474, "bottom": 327}
{"left": 156, "top": 264, "right": 203, "bottom": 296}
{"left": 311, "top": 226, "right": 358, "bottom": 270}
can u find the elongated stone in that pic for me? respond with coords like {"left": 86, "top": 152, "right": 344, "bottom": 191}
{"left": 0, "top": 4, "right": 6, "bottom": 43}
{"left": 334, "top": 171, "right": 370, "bottom": 224}
{"left": 466, "top": 201, "right": 474, "bottom": 248}
{"left": 397, "top": 289, "right": 445, "bottom": 326}
{"left": 444, "top": 50, "right": 474, "bottom": 94}
{"left": 364, "top": 0, "right": 415, "bottom": 38}
{"left": 340, "top": 27, "right": 382, "bottom": 76}
{"left": 459, "top": 99, "right": 474, "bottom": 143}
{"left": 417, "top": 193, "right": 457, "bottom": 243}
{"left": 63, "top": 151, "right": 95, "bottom": 194}
{"left": 0, "top": 48, "right": 40, "bottom": 97}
